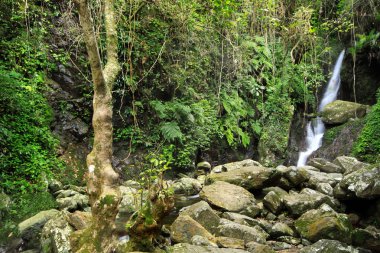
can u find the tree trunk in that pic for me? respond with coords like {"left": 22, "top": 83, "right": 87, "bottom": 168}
{"left": 71, "top": 0, "right": 121, "bottom": 252}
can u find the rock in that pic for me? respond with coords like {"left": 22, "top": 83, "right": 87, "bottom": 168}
{"left": 277, "top": 236, "right": 301, "bottom": 245}
{"left": 173, "top": 177, "right": 203, "bottom": 195}
{"left": 197, "top": 161, "right": 212, "bottom": 173}
{"left": 55, "top": 189, "right": 79, "bottom": 198}
{"left": 170, "top": 215, "right": 215, "bottom": 243}
{"left": 62, "top": 117, "right": 89, "bottom": 137}
{"left": 222, "top": 212, "right": 266, "bottom": 228}
{"left": 284, "top": 167, "right": 308, "bottom": 186}
{"left": 333, "top": 156, "right": 361, "bottom": 174}
{"left": 245, "top": 241, "right": 276, "bottom": 253}
{"left": 191, "top": 235, "right": 218, "bottom": 247}
{"left": 48, "top": 179, "right": 63, "bottom": 193}
{"left": 18, "top": 209, "right": 60, "bottom": 249}
{"left": 352, "top": 227, "right": 380, "bottom": 253}
{"left": 200, "top": 181, "right": 255, "bottom": 212}
{"left": 299, "top": 239, "right": 360, "bottom": 253}
{"left": 316, "top": 183, "right": 334, "bottom": 196}
{"left": 169, "top": 243, "right": 250, "bottom": 253}
{"left": 270, "top": 222, "right": 294, "bottom": 238}
{"left": 208, "top": 166, "right": 280, "bottom": 190}
{"left": 283, "top": 188, "right": 336, "bottom": 216}
{"left": 217, "top": 218, "right": 269, "bottom": 244}
{"left": 266, "top": 241, "right": 292, "bottom": 250}
{"left": 216, "top": 237, "right": 245, "bottom": 249}
{"left": 56, "top": 193, "right": 89, "bottom": 211}
{"left": 308, "top": 158, "right": 344, "bottom": 173}
{"left": 262, "top": 186, "right": 289, "bottom": 197}
{"left": 67, "top": 211, "right": 91, "bottom": 230}
{"left": 321, "top": 100, "right": 368, "bottom": 125}
{"left": 118, "top": 186, "right": 139, "bottom": 214}
{"left": 180, "top": 201, "right": 220, "bottom": 234}
{"left": 40, "top": 211, "right": 73, "bottom": 253}
{"left": 338, "top": 166, "right": 380, "bottom": 199}
{"left": 300, "top": 168, "right": 342, "bottom": 188}
{"left": 294, "top": 204, "right": 352, "bottom": 243}
{"left": 263, "top": 191, "right": 283, "bottom": 214}
{"left": 211, "top": 159, "right": 262, "bottom": 174}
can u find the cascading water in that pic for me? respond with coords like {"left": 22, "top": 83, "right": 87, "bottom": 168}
{"left": 297, "top": 50, "right": 345, "bottom": 167}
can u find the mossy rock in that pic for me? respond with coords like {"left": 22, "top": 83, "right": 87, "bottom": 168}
{"left": 321, "top": 100, "right": 368, "bottom": 125}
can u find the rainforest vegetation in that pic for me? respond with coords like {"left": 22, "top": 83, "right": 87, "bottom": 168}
{"left": 0, "top": 0, "right": 379, "bottom": 252}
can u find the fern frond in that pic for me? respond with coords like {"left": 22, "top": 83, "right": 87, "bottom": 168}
{"left": 160, "top": 122, "right": 183, "bottom": 142}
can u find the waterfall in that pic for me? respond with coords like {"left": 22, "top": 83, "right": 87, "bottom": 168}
{"left": 297, "top": 50, "right": 345, "bottom": 167}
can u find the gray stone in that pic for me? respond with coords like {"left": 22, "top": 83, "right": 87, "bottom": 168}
{"left": 67, "top": 211, "right": 91, "bottom": 230}
{"left": 294, "top": 204, "right": 352, "bottom": 244}
{"left": 216, "top": 236, "right": 245, "bottom": 249}
{"left": 211, "top": 159, "right": 262, "bottom": 174}
{"left": 169, "top": 243, "right": 250, "bottom": 253}
{"left": 316, "top": 183, "right": 334, "bottom": 196}
{"left": 284, "top": 167, "right": 308, "bottom": 186}
{"left": 171, "top": 215, "right": 215, "bottom": 243}
{"left": 338, "top": 166, "right": 380, "bottom": 199}
{"left": 200, "top": 181, "right": 255, "bottom": 212}
{"left": 180, "top": 201, "right": 220, "bottom": 234}
{"left": 208, "top": 166, "right": 280, "bottom": 190}
{"left": 222, "top": 212, "right": 269, "bottom": 230}
{"left": 321, "top": 100, "right": 368, "bottom": 125}
{"left": 266, "top": 241, "right": 292, "bottom": 250}
{"left": 308, "top": 158, "right": 344, "bottom": 173}
{"left": 56, "top": 193, "right": 89, "bottom": 211}
{"left": 173, "top": 177, "right": 203, "bottom": 196}
{"left": 270, "top": 222, "right": 294, "bottom": 238}
{"left": 300, "top": 168, "right": 342, "bottom": 188}
{"left": 191, "top": 235, "right": 218, "bottom": 247}
{"left": 48, "top": 179, "right": 63, "bottom": 193}
{"left": 18, "top": 209, "right": 60, "bottom": 249}
{"left": 299, "top": 239, "right": 360, "bottom": 253}
{"left": 262, "top": 186, "right": 289, "bottom": 197}
{"left": 217, "top": 218, "right": 269, "bottom": 244}
{"left": 333, "top": 156, "right": 360, "bottom": 174}
{"left": 283, "top": 188, "right": 336, "bottom": 216}
{"left": 277, "top": 236, "right": 301, "bottom": 245}
{"left": 40, "top": 211, "right": 73, "bottom": 253}
{"left": 245, "top": 241, "right": 276, "bottom": 253}
{"left": 197, "top": 161, "right": 211, "bottom": 170}
{"left": 263, "top": 191, "right": 283, "bottom": 214}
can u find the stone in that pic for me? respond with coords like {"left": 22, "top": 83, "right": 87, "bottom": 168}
{"left": 56, "top": 193, "right": 89, "bottom": 211}
{"left": 48, "top": 179, "right": 63, "bottom": 193}
{"left": 217, "top": 218, "right": 269, "bottom": 244}
{"left": 200, "top": 181, "right": 255, "bottom": 212}
{"left": 118, "top": 186, "right": 139, "bottom": 214}
{"left": 352, "top": 227, "right": 380, "bottom": 253}
{"left": 263, "top": 191, "right": 283, "bottom": 214}
{"left": 300, "top": 168, "right": 342, "bottom": 188}
{"left": 18, "top": 209, "right": 60, "bottom": 249}
{"left": 222, "top": 212, "right": 268, "bottom": 229}
{"left": 266, "top": 241, "right": 292, "bottom": 250}
{"left": 277, "top": 236, "right": 301, "bottom": 245}
{"left": 170, "top": 215, "right": 215, "bottom": 243}
{"left": 270, "top": 222, "right": 294, "bottom": 238}
{"left": 208, "top": 166, "right": 280, "bottom": 190}
{"left": 308, "top": 158, "right": 344, "bottom": 173}
{"left": 245, "top": 241, "right": 276, "bottom": 253}
{"left": 338, "top": 166, "right": 380, "bottom": 199}
{"left": 316, "top": 183, "right": 334, "bottom": 196}
{"left": 294, "top": 204, "right": 352, "bottom": 244}
{"left": 40, "top": 211, "right": 73, "bottom": 253}
{"left": 321, "top": 100, "right": 368, "bottom": 125}
{"left": 173, "top": 177, "right": 203, "bottom": 196}
{"left": 168, "top": 243, "right": 250, "bottom": 253}
{"left": 333, "top": 156, "right": 361, "bottom": 174}
{"left": 191, "top": 235, "right": 218, "bottom": 247}
{"left": 180, "top": 201, "right": 220, "bottom": 234}
{"left": 283, "top": 188, "right": 335, "bottom": 216}
{"left": 55, "top": 189, "right": 79, "bottom": 198}
{"left": 284, "top": 167, "right": 308, "bottom": 186}
{"left": 299, "top": 239, "right": 360, "bottom": 253}
{"left": 262, "top": 186, "right": 289, "bottom": 197}
{"left": 211, "top": 159, "right": 262, "bottom": 174}
{"left": 216, "top": 237, "right": 245, "bottom": 249}
{"left": 197, "top": 161, "right": 211, "bottom": 171}
{"left": 67, "top": 211, "right": 91, "bottom": 230}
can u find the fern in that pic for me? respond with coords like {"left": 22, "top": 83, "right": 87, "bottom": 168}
{"left": 160, "top": 122, "right": 183, "bottom": 142}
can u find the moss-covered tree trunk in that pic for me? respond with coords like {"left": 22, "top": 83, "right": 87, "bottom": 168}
{"left": 71, "top": 0, "right": 121, "bottom": 252}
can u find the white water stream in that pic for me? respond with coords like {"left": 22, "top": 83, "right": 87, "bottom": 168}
{"left": 297, "top": 50, "right": 345, "bottom": 167}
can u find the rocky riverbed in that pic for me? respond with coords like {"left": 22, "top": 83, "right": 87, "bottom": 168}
{"left": 4, "top": 156, "right": 380, "bottom": 253}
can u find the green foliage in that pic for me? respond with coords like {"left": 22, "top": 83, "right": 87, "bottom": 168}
{"left": 352, "top": 91, "right": 380, "bottom": 163}
{"left": 0, "top": 68, "right": 61, "bottom": 193}
{"left": 0, "top": 191, "right": 57, "bottom": 244}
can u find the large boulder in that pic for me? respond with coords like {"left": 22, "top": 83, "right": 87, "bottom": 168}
{"left": 173, "top": 177, "right": 203, "bottom": 196}
{"left": 40, "top": 211, "right": 73, "bottom": 253}
{"left": 299, "top": 239, "right": 360, "bottom": 253}
{"left": 217, "top": 218, "right": 269, "bottom": 244}
{"left": 308, "top": 158, "right": 344, "bottom": 173}
{"left": 180, "top": 201, "right": 220, "bottom": 234}
{"left": 321, "top": 100, "right": 368, "bottom": 125}
{"left": 200, "top": 181, "right": 255, "bottom": 212}
{"left": 283, "top": 188, "right": 337, "bottom": 216}
{"left": 333, "top": 156, "right": 363, "bottom": 175}
{"left": 211, "top": 159, "right": 262, "bottom": 174}
{"left": 18, "top": 209, "right": 60, "bottom": 249}
{"left": 263, "top": 191, "right": 283, "bottom": 214}
{"left": 338, "top": 166, "right": 380, "bottom": 199}
{"left": 168, "top": 243, "right": 250, "bottom": 253}
{"left": 299, "top": 168, "right": 342, "bottom": 188}
{"left": 208, "top": 166, "right": 280, "bottom": 190}
{"left": 294, "top": 204, "right": 352, "bottom": 244}
{"left": 170, "top": 215, "right": 215, "bottom": 243}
